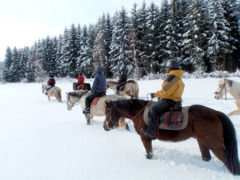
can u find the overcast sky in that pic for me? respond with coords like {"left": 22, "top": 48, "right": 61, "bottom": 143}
{"left": 0, "top": 0, "right": 162, "bottom": 61}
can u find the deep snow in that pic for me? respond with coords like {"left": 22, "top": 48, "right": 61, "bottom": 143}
{"left": 0, "top": 77, "right": 239, "bottom": 180}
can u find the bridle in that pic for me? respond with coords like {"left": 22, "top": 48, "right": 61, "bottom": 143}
{"left": 214, "top": 80, "right": 227, "bottom": 100}
{"left": 105, "top": 100, "right": 152, "bottom": 129}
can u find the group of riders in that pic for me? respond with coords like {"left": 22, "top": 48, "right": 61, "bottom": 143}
{"left": 45, "top": 59, "right": 184, "bottom": 140}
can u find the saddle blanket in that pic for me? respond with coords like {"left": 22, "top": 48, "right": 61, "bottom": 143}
{"left": 91, "top": 97, "right": 101, "bottom": 105}
{"left": 143, "top": 102, "right": 189, "bottom": 130}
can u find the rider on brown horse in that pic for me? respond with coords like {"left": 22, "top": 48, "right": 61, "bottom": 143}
{"left": 75, "top": 72, "right": 85, "bottom": 89}
{"left": 141, "top": 59, "right": 185, "bottom": 139}
{"left": 116, "top": 70, "right": 127, "bottom": 95}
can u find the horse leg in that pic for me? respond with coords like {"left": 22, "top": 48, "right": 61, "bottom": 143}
{"left": 140, "top": 136, "right": 153, "bottom": 159}
{"left": 48, "top": 95, "right": 50, "bottom": 101}
{"left": 118, "top": 117, "right": 129, "bottom": 131}
{"left": 197, "top": 139, "right": 211, "bottom": 161}
{"left": 85, "top": 114, "right": 91, "bottom": 125}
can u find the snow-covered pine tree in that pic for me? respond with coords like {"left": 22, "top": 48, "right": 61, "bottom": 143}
{"left": 109, "top": 8, "right": 131, "bottom": 77}
{"left": 146, "top": 2, "right": 161, "bottom": 73}
{"left": 207, "top": 0, "right": 232, "bottom": 71}
{"left": 2, "top": 47, "right": 13, "bottom": 82}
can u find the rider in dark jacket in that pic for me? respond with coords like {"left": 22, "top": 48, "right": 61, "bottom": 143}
{"left": 83, "top": 66, "right": 106, "bottom": 115}
{"left": 116, "top": 70, "right": 127, "bottom": 94}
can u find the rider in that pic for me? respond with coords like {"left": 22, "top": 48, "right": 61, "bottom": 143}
{"left": 141, "top": 59, "right": 185, "bottom": 139}
{"left": 45, "top": 74, "right": 56, "bottom": 95}
{"left": 116, "top": 69, "right": 127, "bottom": 95}
{"left": 75, "top": 72, "right": 85, "bottom": 89}
{"left": 83, "top": 66, "right": 106, "bottom": 115}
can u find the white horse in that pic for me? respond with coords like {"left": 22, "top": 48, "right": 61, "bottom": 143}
{"left": 42, "top": 84, "right": 62, "bottom": 103}
{"left": 66, "top": 90, "right": 129, "bottom": 128}
{"left": 214, "top": 78, "right": 240, "bottom": 115}
{"left": 107, "top": 80, "right": 139, "bottom": 98}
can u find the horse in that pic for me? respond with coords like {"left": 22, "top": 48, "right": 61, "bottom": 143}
{"left": 107, "top": 80, "right": 139, "bottom": 98}
{"left": 42, "top": 84, "right": 62, "bottom": 103}
{"left": 66, "top": 90, "right": 129, "bottom": 129}
{"left": 73, "top": 82, "right": 91, "bottom": 90}
{"left": 103, "top": 99, "right": 240, "bottom": 175}
{"left": 214, "top": 78, "right": 240, "bottom": 116}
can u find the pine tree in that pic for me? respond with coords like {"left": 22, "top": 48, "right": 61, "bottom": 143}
{"left": 110, "top": 8, "right": 130, "bottom": 77}
{"left": 207, "top": 0, "right": 232, "bottom": 71}
{"left": 2, "top": 47, "right": 13, "bottom": 82}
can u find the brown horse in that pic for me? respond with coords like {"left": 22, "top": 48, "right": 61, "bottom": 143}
{"left": 107, "top": 80, "right": 139, "bottom": 98}
{"left": 73, "top": 82, "right": 91, "bottom": 90}
{"left": 103, "top": 99, "right": 240, "bottom": 175}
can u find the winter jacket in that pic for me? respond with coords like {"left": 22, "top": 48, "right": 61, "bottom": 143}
{"left": 47, "top": 78, "right": 56, "bottom": 87}
{"left": 92, "top": 67, "right": 106, "bottom": 93}
{"left": 118, "top": 73, "right": 127, "bottom": 85}
{"left": 154, "top": 70, "right": 184, "bottom": 102}
{"left": 77, "top": 75, "right": 84, "bottom": 84}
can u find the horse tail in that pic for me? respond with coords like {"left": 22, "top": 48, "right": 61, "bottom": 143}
{"left": 57, "top": 89, "right": 62, "bottom": 103}
{"left": 217, "top": 111, "right": 240, "bottom": 175}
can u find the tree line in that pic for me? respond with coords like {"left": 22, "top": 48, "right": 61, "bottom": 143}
{"left": 2, "top": 0, "right": 240, "bottom": 82}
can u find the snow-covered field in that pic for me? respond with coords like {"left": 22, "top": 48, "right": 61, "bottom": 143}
{"left": 0, "top": 77, "right": 240, "bottom": 180}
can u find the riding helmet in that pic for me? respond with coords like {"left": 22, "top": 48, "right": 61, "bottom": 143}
{"left": 166, "top": 59, "right": 180, "bottom": 69}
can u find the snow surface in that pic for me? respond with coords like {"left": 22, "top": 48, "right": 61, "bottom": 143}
{"left": 0, "top": 77, "right": 240, "bottom": 180}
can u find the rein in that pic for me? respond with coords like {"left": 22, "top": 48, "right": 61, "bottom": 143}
{"left": 131, "top": 101, "right": 152, "bottom": 121}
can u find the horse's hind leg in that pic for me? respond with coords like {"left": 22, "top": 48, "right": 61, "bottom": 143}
{"left": 197, "top": 139, "right": 211, "bottom": 161}
{"left": 140, "top": 136, "right": 153, "bottom": 159}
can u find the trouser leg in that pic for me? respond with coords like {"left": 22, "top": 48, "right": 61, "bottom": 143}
{"left": 142, "top": 99, "right": 176, "bottom": 138}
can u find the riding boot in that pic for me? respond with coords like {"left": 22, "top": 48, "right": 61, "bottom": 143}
{"left": 83, "top": 107, "right": 90, "bottom": 115}
{"left": 141, "top": 118, "right": 156, "bottom": 139}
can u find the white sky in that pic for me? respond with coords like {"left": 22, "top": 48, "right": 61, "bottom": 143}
{"left": 0, "top": 0, "right": 162, "bottom": 61}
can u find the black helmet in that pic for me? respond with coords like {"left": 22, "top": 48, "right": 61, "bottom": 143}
{"left": 166, "top": 59, "right": 180, "bottom": 69}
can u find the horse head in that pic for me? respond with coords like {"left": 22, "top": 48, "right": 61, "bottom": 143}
{"left": 214, "top": 78, "right": 227, "bottom": 100}
{"left": 66, "top": 90, "right": 89, "bottom": 110}
{"left": 103, "top": 100, "right": 119, "bottom": 131}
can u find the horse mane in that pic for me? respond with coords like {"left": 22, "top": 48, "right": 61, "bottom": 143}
{"left": 127, "top": 80, "right": 137, "bottom": 84}
{"left": 110, "top": 99, "right": 149, "bottom": 110}
{"left": 68, "top": 90, "right": 89, "bottom": 98}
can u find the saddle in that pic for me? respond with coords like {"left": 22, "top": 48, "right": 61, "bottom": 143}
{"left": 143, "top": 101, "right": 189, "bottom": 130}
{"left": 91, "top": 95, "right": 105, "bottom": 105}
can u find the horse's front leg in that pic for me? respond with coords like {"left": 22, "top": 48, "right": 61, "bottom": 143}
{"left": 118, "top": 117, "right": 129, "bottom": 131}
{"left": 48, "top": 95, "right": 50, "bottom": 101}
{"left": 197, "top": 139, "right": 211, "bottom": 161}
{"left": 140, "top": 135, "right": 153, "bottom": 159}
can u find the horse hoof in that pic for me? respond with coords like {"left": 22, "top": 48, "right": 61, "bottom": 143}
{"left": 202, "top": 156, "right": 211, "bottom": 161}
{"left": 146, "top": 152, "right": 153, "bottom": 159}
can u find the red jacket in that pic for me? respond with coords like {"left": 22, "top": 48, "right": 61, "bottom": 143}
{"left": 77, "top": 75, "right": 84, "bottom": 84}
{"left": 47, "top": 78, "right": 56, "bottom": 87}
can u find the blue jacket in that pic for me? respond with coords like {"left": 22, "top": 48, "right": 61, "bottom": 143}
{"left": 92, "top": 67, "right": 106, "bottom": 93}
